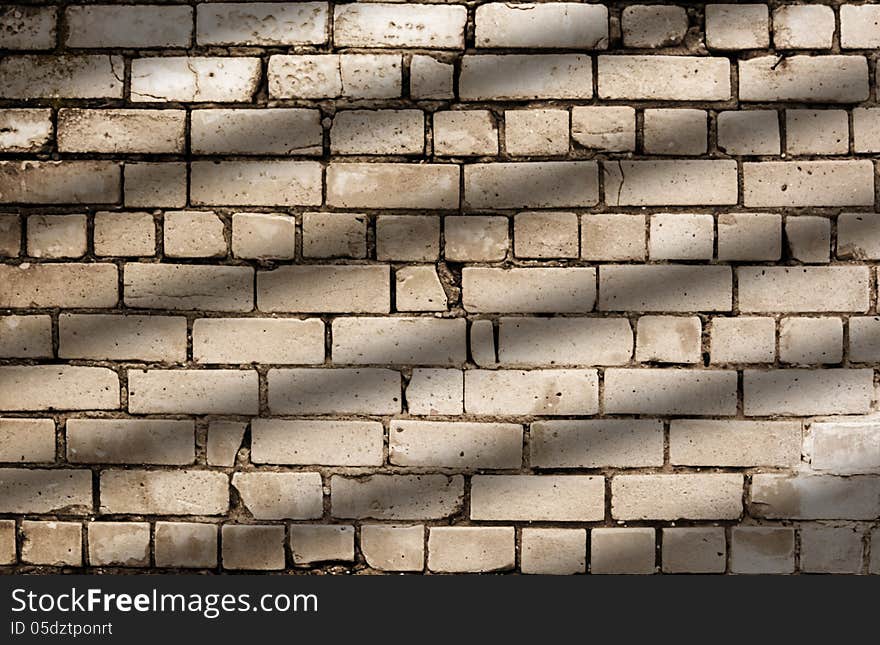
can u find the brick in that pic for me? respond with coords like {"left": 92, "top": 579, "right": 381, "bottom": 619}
{"left": 0, "top": 418, "right": 55, "bottom": 463}
{"left": 155, "top": 522, "right": 217, "bottom": 568}
{"left": 738, "top": 267, "right": 869, "bottom": 313}
{"left": 809, "top": 418, "right": 880, "bottom": 475}
{"left": 410, "top": 56, "right": 453, "bottom": 100}
{"left": 853, "top": 108, "right": 880, "bottom": 152}
{"left": 0, "top": 469, "right": 91, "bottom": 514}
{"left": 521, "top": 529, "right": 586, "bottom": 575}
{"left": 643, "top": 109, "right": 707, "bottom": 155}
{"left": 0, "top": 263, "right": 117, "bottom": 309}
{"left": 193, "top": 318, "right": 324, "bottom": 364}
{"left": 291, "top": 525, "right": 354, "bottom": 565}
{"left": 251, "top": 419, "right": 383, "bottom": 467}
{"left": 124, "top": 264, "right": 253, "bottom": 312}
{"left": 396, "top": 266, "right": 447, "bottom": 312}
{"left": 328, "top": 163, "right": 458, "bottom": 210}
{"left": 258, "top": 265, "right": 390, "bottom": 313}
{"left": 406, "top": 368, "right": 463, "bottom": 415}
{"left": 433, "top": 110, "right": 498, "bottom": 156}
{"left": 622, "top": 5, "right": 687, "bottom": 48}
{"left": 268, "top": 368, "right": 400, "bottom": 415}
{"left": 206, "top": 421, "right": 246, "bottom": 468}
{"left": 786, "top": 110, "right": 849, "bottom": 156}
{"left": 785, "top": 216, "right": 831, "bottom": 263}
{"left": 472, "top": 324, "right": 500, "bottom": 368}
{"left": 427, "top": 527, "right": 514, "bottom": 573}
{"left": 198, "top": 2, "right": 327, "bottom": 46}
{"left": 590, "top": 528, "right": 655, "bottom": 575}
{"left": 476, "top": 3, "right": 606, "bottom": 49}
{"left": 800, "top": 527, "right": 863, "bottom": 574}
{"left": 27, "top": 214, "right": 87, "bottom": 259}
{"left": 598, "top": 56, "right": 730, "bottom": 100}
{"left": 460, "top": 55, "right": 592, "bottom": 100}
{"left": 66, "top": 5, "right": 191, "bottom": 48}
{"left": 361, "top": 524, "right": 424, "bottom": 572}
{"left": 60, "top": 314, "right": 185, "bottom": 363}
{"left": 850, "top": 317, "right": 880, "bottom": 362}
{"left": 670, "top": 420, "right": 801, "bottom": 467}
{"left": 0, "top": 366, "right": 119, "bottom": 411}
{"left": 635, "top": 316, "right": 701, "bottom": 363}
{"left": 389, "top": 420, "right": 521, "bottom": 470}
{"left": 514, "top": 211, "right": 578, "bottom": 259}
{"left": 164, "top": 211, "right": 226, "bottom": 259}
{"left": 332, "top": 317, "right": 465, "bottom": 366}
{"left": 705, "top": 4, "right": 768, "bottom": 49}
{"left": 0, "top": 315, "right": 52, "bottom": 358}
{"left": 88, "top": 523, "right": 150, "bottom": 568}
{"left": 124, "top": 162, "right": 186, "bottom": 208}
{"left": 376, "top": 216, "right": 439, "bottom": 261}
{"left": 605, "top": 160, "right": 738, "bottom": 206}
{"left": 192, "top": 109, "right": 322, "bottom": 155}
{"left": 22, "top": 521, "right": 81, "bottom": 567}
{"left": 662, "top": 528, "right": 726, "bottom": 574}
{"left": 0, "top": 214, "right": 20, "bottom": 257}
{"left": 780, "top": 317, "right": 842, "bottom": 364}
{"left": 302, "top": 213, "right": 366, "bottom": 259}
{"left": 749, "top": 474, "right": 880, "bottom": 520}
{"left": 232, "top": 472, "right": 323, "bottom": 520}
{"left": 222, "top": 525, "right": 284, "bottom": 571}
{"left": 0, "top": 160, "right": 120, "bottom": 204}
{"left": 332, "top": 475, "right": 464, "bottom": 520}
{"left": 131, "top": 57, "right": 261, "bottom": 103}
{"left": 497, "top": 317, "right": 632, "bottom": 366}
{"left": 773, "top": 5, "right": 834, "bottom": 49}
{"left": 462, "top": 268, "right": 596, "bottom": 313}
{"left": 612, "top": 474, "right": 743, "bottom": 520}
{"left": 599, "top": 265, "right": 731, "bottom": 312}
{"left": 605, "top": 368, "right": 736, "bottom": 416}
{"left": 0, "top": 5, "right": 56, "bottom": 49}
{"left": 873, "top": 531, "right": 880, "bottom": 575}
{"left": 465, "top": 369, "right": 598, "bottom": 416}
{"left": 582, "top": 213, "right": 645, "bottom": 261}
{"left": 191, "top": 161, "right": 321, "bottom": 207}
{"left": 717, "top": 212, "right": 781, "bottom": 261}
{"left": 101, "top": 470, "right": 227, "bottom": 516}
{"left": 739, "top": 56, "right": 869, "bottom": 103}
{"left": 465, "top": 162, "right": 599, "bottom": 209}
{"left": 0, "top": 109, "right": 52, "bottom": 152}
{"left": 531, "top": 419, "right": 663, "bottom": 469}
{"left": 838, "top": 212, "right": 880, "bottom": 259}
{"left": 331, "top": 110, "right": 423, "bottom": 155}
{"left": 744, "top": 369, "right": 872, "bottom": 416}
{"left": 840, "top": 5, "right": 880, "bottom": 48}
{"left": 648, "top": 213, "right": 713, "bottom": 260}
{"left": 730, "top": 527, "right": 795, "bottom": 574}
{"left": 128, "top": 369, "right": 258, "bottom": 415}
{"left": 472, "top": 475, "right": 603, "bottom": 522}
{"left": 334, "top": 3, "right": 465, "bottom": 49}
{"left": 232, "top": 212, "right": 296, "bottom": 260}
{"left": 268, "top": 54, "right": 401, "bottom": 99}
{"left": 571, "top": 106, "right": 635, "bottom": 152}
{"left": 444, "top": 216, "right": 508, "bottom": 262}
{"left": 717, "top": 110, "right": 780, "bottom": 155}
{"left": 67, "top": 419, "right": 193, "bottom": 465}
{"left": 505, "top": 109, "right": 569, "bottom": 157}
{"left": 0, "top": 520, "right": 14, "bottom": 564}
{"left": 0, "top": 55, "right": 122, "bottom": 99}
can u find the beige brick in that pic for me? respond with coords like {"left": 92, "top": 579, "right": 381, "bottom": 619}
{"left": 476, "top": 2, "right": 606, "bottom": 48}
{"left": 0, "top": 5, "right": 56, "bottom": 49}
{"left": 738, "top": 267, "right": 869, "bottom": 313}
{"left": 850, "top": 317, "right": 880, "bottom": 362}
{"left": 125, "top": 264, "right": 253, "bottom": 312}
{"left": 612, "top": 474, "right": 743, "bottom": 520}
{"left": 191, "top": 161, "right": 321, "bottom": 207}
{"left": 406, "top": 368, "right": 465, "bottom": 417}
{"left": 730, "top": 527, "right": 795, "bottom": 574}
{"left": 67, "top": 419, "right": 194, "bottom": 465}
{"left": 599, "top": 265, "right": 732, "bottom": 312}
{"left": 222, "top": 525, "right": 284, "bottom": 571}
{"left": 334, "top": 3, "right": 464, "bottom": 48}
{"left": 786, "top": 216, "right": 830, "bottom": 263}
{"left": 22, "top": 521, "right": 81, "bottom": 567}
{"left": 164, "top": 211, "right": 227, "bottom": 259}
{"left": 838, "top": 212, "right": 880, "bottom": 260}
{"left": 268, "top": 54, "right": 402, "bottom": 99}
{"left": 810, "top": 409, "right": 880, "bottom": 472}
{"left": 0, "top": 213, "right": 19, "bottom": 256}
{"left": 101, "top": 470, "right": 228, "bottom": 515}
{"left": 302, "top": 213, "right": 366, "bottom": 259}
{"left": 841, "top": 5, "right": 880, "bottom": 48}
{"left": 66, "top": 5, "right": 191, "bottom": 48}
{"left": 0, "top": 520, "right": 14, "bottom": 564}
{"left": 662, "top": 528, "right": 726, "bottom": 574}
{"left": 0, "top": 469, "right": 91, "bottom": 514}
{"left": 717, "top": 110, "right": 780, "bottom": 155}
{"left": 206, "top": 421, "right": 246, "bottom": 468}
{"left": 465, "top": 162, "right": 599, "bottom": 209}
{"left": 94, "top": 212, "right": 156, "bottom": 257}
{"left": 58, "top": 109, "right": 185, "bottom": 154}
{"left": 27, "top": 214, "right": 86, "bottom": 258}
{"left": 128, "top": 369, "right": 258, "bottom": 415}
{"left": 155, "top": 522, "right": 217, "bottom": 569}
{"left": 749, "top": 474, "right": 880, "bottom": 520}
{"left": 291, "top": 525, "right": 354, "bottom": 565}
{"left": 605, "top": 160, "right": 738, "bottom": 206}
{"left": 460, "top": 55, "right": 592, "bottom": 100}
{"left": 328, "top": 163, "right": 458, "bottom": 210}
{"left": 395, "top": 266, "right": 447, "bottom": 312}
{"left": 231, "top": 212, "right": 296, "bottom": 260}
{"left": 780, "top": 317, "right": 842, "bottom": 364}
{"left": 717, "top": 212, "right": 781, "bottom": 261}
{"left": 198, "top": 2, "right": 328, "bottom": 46}
{"left": 192, "top": 108, "right": 322, "bottom": 155}
{"left": 410, "top": 55, "right": 453, "bottom": 100}
{"left": 465, "top": 369, "right": 598, "bottom": 416}
{"left": 361, "top": 524, "right": 424, "bottom": 572}
{"left": 0, "top": 160, "right": 120, "bottom": 204}
{"left": 853, "top": 108, "right": 880, "bottom": 153}
{"left": 268, "top": 368, "right": 400, "bottom": 415}
{"left": 0, "top": 366, "right": 119, "bottom": 411}
{"left": 744, "top": 369, "right": 872, "bottom": 416}
{"left": 0, "top": 418, "right": 55, "bottom": 463}
{"left": 800, "top": 527, "right": 863, "bottom": 574}
{"left": 0, "top": 315, "right": 52, "bottom": 358}
{"left": 739, "top": 56, "right": 869, "bottom": 103}
{"left": 604, "top": 369, "right": 737, "bottom": 415}
{"left": 590, "top": 528, "right": 655, "bottom": 575}
{"left": 63, "top": 315, "right": 184, "bottom": 365}
{"left": 773, "top": 5, "right": 834, "bottom": 49}
{"left": 0, "top": 263, "right": 117, "bottom": 309}
{"left": 598, "top": 56, "right": 730, "bottom": 100}
{"left": 472, "top": 475, "right": 603, "bottom": 522}
{"left": 259, "top": 265, "right": 390, "bottom": 313}
{"left": 88, "top": 522, "right": 150, "bottom": 568}
{"left": 497, "top": 317, "right": 632, "bottom": 366}
{"left": 389, "top": 420, "right": 521, "bottom": 469}
{"left": 643, "top": 109, "right": 707, "bottom": 155}
{"left": 531, "top": 419, "right": 663, "bottom": 469}
{"left": 571, "top": 106, "right": 635, "bottom": 152}
{"left": 648, "top": 213, "right": 713, "bottom": 260}
{"left": 131, "top": 57, "right": 261, "bottom": 103}
{"left": 124, "top": 162, "right": 186, "bottom": 208}
{"left": 427, "top": 527, "right": 514, "bottom": 573}
{"left": 582, "top": 213, "right": 645, "bottom": 261}
{"left": 521, "top": 528, "right": 586, "bottom": 575}
{"left": 622, "top": 5, "right": 687, "bottom": 48}
{"left": 462, "top": 268, "right": 596, "bottom": 313}
{"left": 0, "top": 108, "right": 52, "bottom": 152}
{"left": 513, "top": 212, "right": 578, "bottom": 259}
{"left": 332, "top": 110, "right": 423, "bottom": 155}
{"left": 232, "top": 472, "right": 323, "bottom": 520}
{"left": 706, "top": 4, "right": 769, "bottom": 49}
{"left": 332, "top": 475, "right": 464, "bottom": 520}
{"left": 377, "top": 216, "right": 439, "bottom": 262}
{"left": 468, "top": 318, "right": 494, "bottom": 364}
{"left": 505, "top": 109, "right": 569, "bottom": 156}
{"left": 786, "top": 110, "right": 849, "bottom": 156}
{"left": 670, "top": 420, "right": 801, "bottom": 467}
{"left": 251, "top": 419, "right": 383, "bottom": 467}
{"left": 444, "top": 216, "right": 508, "bottom": 262}
{"left": 433, "top": 110, "right": 498, "bottom": 156}
{"left": 635, "top": 316, "right": 702, "bottom": 364}
{"left": 332, "top": 317, "right": 464, "bottom": 366}
{"left": 0, "top": 55, "right": 122, "bottom": 99}
{"left": 193, "top": 318, "right": 324, "bottom": 364}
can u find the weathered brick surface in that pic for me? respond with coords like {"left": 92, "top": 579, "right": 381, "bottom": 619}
{"left": 2, "top": 1, "right": 878, "bottom": 576}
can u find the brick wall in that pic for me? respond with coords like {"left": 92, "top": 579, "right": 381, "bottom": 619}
{"left": 0, "top": 1, "right": 879, "bottom": 574}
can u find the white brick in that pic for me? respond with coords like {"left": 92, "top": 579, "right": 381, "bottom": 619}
{"left": 0, "top": 160, "right": 120, "bottom": 204}
{"left": 598, "top": 56, "right": 730, "bottom": 100}
{"left": 193, "top": 318, "right": 324, "bottom": 364}
{"left": 66, "top": 5, "right": 192, "bottom": 48}
{"left": 838, "top": 212, "right": 880, "bottom": 259}
{"left": 27, "top": 214, "right": 86, "bottom": 259}
{"left": 191, "top": 160, "right": 322, "bottom": 207}
{"left": 670, "top": 420, "right": 801, "bottom": 467}
{"left": 780, "top": 317, "right": 842, "bottom": 364}
{"left": 513, "top": 211, "right": 578, "bottom": 258}
{"left": 444, "top": 216, "right": 508, "bottom": 262}
{"left": 521, "top": 529, "right": 586, "bottom": 575}
{"left": 127, "top": 369, "right": 258, "bottom": 415}
{"left": 206, "top": 421, "right": 245, "bottom": 467}
{"left": 410, "top": 56, "right": 453, "bottom": 100}
{"left": 302, "top": 213, "right": 366, "bottom": 259}
{"left": 0, "top": 315, "right": 52, "bottom": 358}
{"left": 738, "top": 267, "right": 869, "bottom": 312}
{"left": 405, "top": 368, "right": 463, "bottom": 415}
{"left": 198, "top": 2, "right": 327, "bottom": 46}
{"left": 0, "top": 56, "right": 122, "bottom": 99}
{"left": 331, "top": 110, "right": 423, "bottom": 155}
{"left": 460, "top": 55, "right": 592, "bottom": 100}
{"left": 88, "top": 522, "right": 150, "bottom": 568}
{"left": 67, "top": 419, "right": 193, "bottom": 465}
{"left": 643, "top": 109, "right": 707, "bottom": 155}
{"left": 840, "top": 5, "right": 880, "bottom": 48}
{"left": 332, "top": 317, "right": 464, "bottom": 366}
{"left": 268, "top": 368, "right": 400, "bottom": 415}
{"left": 599, "top": 265, "right": 732, "bottom": 312}
{"left": 590, "top": 528, "right": 655, "bottom": 575}
{"left": 433, "top": 110, "right": 498, "bottom": 156}
{"left": 334, "top": 3, "right": 465, "bottom": 48}
{"left": 0, "top": 109, "right": 52, "bottom": 152}
{"left": 531, "top": 419, "right": 664, "bottom": 469}
{"left": 581, "top": 213, "right": 645, "bottom": 261}
{"left": 739, "top": 56, "right": 869, "bottom": 103}
{"left": 717, "top": 212, "right": 781, "bottom": 261}
{"left": 131, "top": 57, "right": 261, "bottom": 103}
{"left": 801, "top": 527, "right": 863, "bottom": 574}
{"left": 251, "top": 419, "right": 383, "bottom": 467}
{"left": 192, "top": 109, "right": 322, "bottom": 155}
{"left": 850, "top": 316, "right": 880, "bottom": 362}
{"left": 0, "top": 5, "right": 56, "bottom": 49}
{"left": 268, "top": 54, "right": 401, "bottom": 99}
{"left": 571, "top": 106, "right": 635, "bottom": 152}
{"left": 635, "top": 315, "right": 702, "bottom": 364}
{"left": 706, "top": 3, "right": 769, "bottom": 49}
{"left": 258, "top": 266, "right": 390, "bottom": 313}
{"left": 377, "top": 216, "right": 439, "bottom": 261}
{"left": 389, "top": 420, "right": 521, "bottom": 469}
{"left": 290, "top": 525, "right": 354, "bottom": 565}
{"left": 163, "top": 210, "right": 226, "bottom": 259}
{"left": 0, "top": 418, "right": 55, "bottom": 463}
{"left": 231, "top": 212, "right": 296, "bottom": 260}
{"left": 662, "top": 528, "right": 726, "bottom": 574}
{"left": 22, "top": 521, "right": 81, "bottom": 567}
{"left": 0, "top": 469, "right": 91, "bottom": 514}
{"left": 361, "top": 524, "right": 424, "bottom": 572}
{"left": 332, "top": 475, "right": 463, "bottom": 520}
{"left": 222, "top": 525, "right": 284, "bottom": 571}
{"left": 505, "top": 109, "right": 569, "bottom": 157}
{"left": 774, "top": 5, "right": 835, "bottom": 50}
{"left": 475, "top": 3, "right": 607, "bottom": 49}
{"left": 605, "top": 160, "right": 738, "bottom": 206}
{"left": 232, "top": 472, "right": 323, "bottom": 520}
{"left": 730, "top": 528, "right": 795, "bottom": 574}
{"left": 710, "top": 316, "right": 776, "bottom": 364}
{"left": 612, "top": 474, "right": 743, "bottom": 520}
{"left": 605, "top": 369, "right": 737, "bottom": 416}
{"left": 124, "top": 264, "right": 253, "bottom": 312}
{"left": 427, "top": 527, "right": 514, "bottom": 573}
{"left": 471, "top": 475, "right": 604, "bottom": 522}
{"left": 0, "top": 366, "right": 119, "bottom": 411}
{"left": 465, "top": 162, "right": 599, "bottom": 210}
{"left": 648, "top": 213, "right": 714, "bottom": 260}
{"left": 497, "top": 317, "right": 632, "bottom": 366}
{"left": 717, "top": 110, "right": 780, "bottom": 155}
{"left": 750, "top": 474, "right": 880, "bottom": 520}
{"left": 744, "top": 369, "right": 873, "bottom": 416}
{"left": 622, "top": 5, "right": 688, "bottom": 48}
{"left": 125, "top": 162, "right": 186, "bottom": 208}
{"left": 809, "top": 418, "right": 880, "bottom": 475}
{"left": 744, "top": 160, "right": 876, "bottom": 206}
{"left": 465, "top": 369, "right": 598, "bottom": 416}
{"left": 59, "top": 314, "right": 186, "bottom": 362}
{"left": 462, "top": 268, "right": 596, "bottom": 313}
{"left": 328, "top": 163, "right": 458, "bottom": 210}
{"left": 100, "top": 470, "right": 228, "bottom": 516}
{"left": 395, "top": 266, "right": 447, "bottom": 312}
